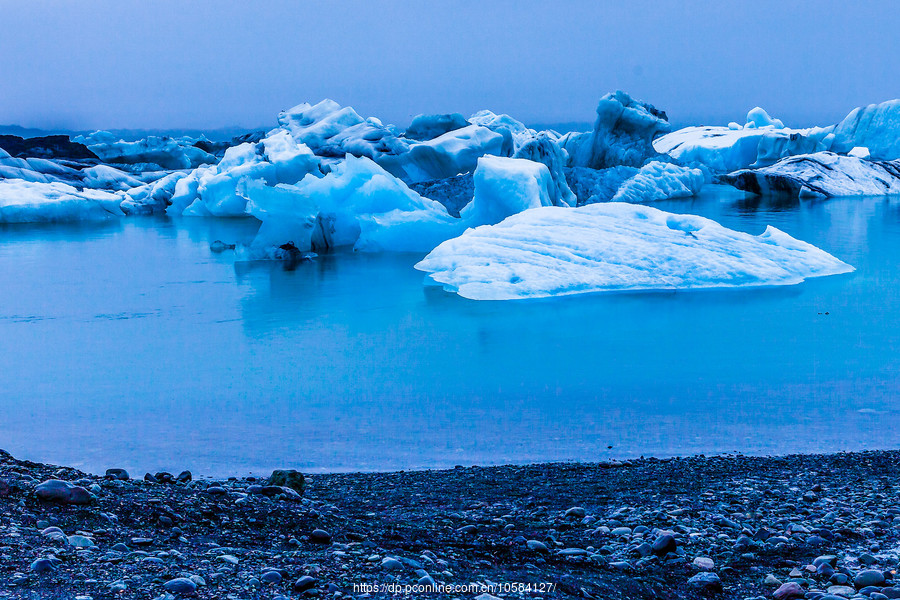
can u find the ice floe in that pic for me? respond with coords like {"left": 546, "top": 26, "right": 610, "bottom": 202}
{"left": 830, "top": 99, "right": 900, "bottom": 160}
{"left": 0, "top": 179, "right": 124, "bottom": 223}
{"left": 416, "top": 202, "right": 853, "bottom": 300}
{"left": 720, "top": 151, "right": 900, "bottom": 198}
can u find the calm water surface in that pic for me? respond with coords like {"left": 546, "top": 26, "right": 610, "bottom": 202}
{"left": 2, "top": 186, "right": 899, "bottom": 476}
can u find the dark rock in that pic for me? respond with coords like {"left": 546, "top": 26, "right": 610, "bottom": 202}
{"left": 293, "top": 575, "right": 317, "bottom": 592}
{"left": 310, "top": 528, "right": 331, "bottom": 544}
{"left": 267, "top": 469, "right": 305, "bottom": 495}
{"left": 0, "top": 134, "right": 98, "bottom": 160}
{"left": 163, "top": 577, "right": 197, "bottom": 594}
{"left": 30, "top": 558, "right": 56, "bottom": 574}
{"left": 34, "top": 479, "right": 92, "bottom": 505}
{"left": 773, "top": 582, "right": 804, "bottom": 600}
{"left": 687, "top": 571, "right": 722, "bottom": 592}
{"left": 856, "top": 570, "right": 886, "bottom": 589}
{"left": 106, "top": 468, "right": 129, "bottom": 480}
{"left": 176, "top": 470, "right": 192, "bottom": 483}
{"left": 144, "top": 473, "right": 158, "bottom": 483}
{"left": 651, "top": 533, "right": 677, "bottom": 557}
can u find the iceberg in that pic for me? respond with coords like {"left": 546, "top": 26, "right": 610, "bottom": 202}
{"left": 120, "top": 171, "right": 189, "bottom": 215}
{"left": 468, "top": 109, "right": 537, "bottom": 155}
{"left": 404, "top": 113, "right": 469, "bottom": 141}
{"left": 512, "top": 132, "right": 576, "bottom": 208}
{"left": 830, "top": 99, "right": 900, "bottom": 160}
{"left": 277, "top": 99, "right": 408, "bottom": 159}
{"left": 565, "top": 161, "right": 704, "bottom": 205}
{"left": 416, "top": 202, "right": 853, "bottom": 300}
{"left": 168, "top": 130, "right": 320, "bottom": 216}
{"left": 460, "top": 155, "right": 560, "bottom": 226}
{"left": 0, "top": 179, "right": 124, "bottom": 223}
{"left": 377, "top": 125, "right": 505, "bottom": 184}
{"left": 73, "top": 131, "right": 216, "bottom": 170}
{"left": 720, "top": 151, "right": 900, "bottom": 198}
{"left": 561, "top": 91, "right": 672, "bottom": 169}
{"left": 245, "top": 155, "right": 461, "bottom": 255}
{"left": 654, "top": 108, "right": 835, "bottom": 172}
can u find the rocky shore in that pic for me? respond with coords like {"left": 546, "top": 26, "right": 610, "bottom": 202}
{"left": 1, "top": 449, "right": 899, "bottom": 599}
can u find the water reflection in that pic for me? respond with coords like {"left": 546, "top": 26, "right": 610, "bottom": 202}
{"left": 1, "top": 191, "right": 899, "bottom": 476}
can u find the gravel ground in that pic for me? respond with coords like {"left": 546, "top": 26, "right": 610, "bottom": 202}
{"left": 2, "top": 448, "right": 899, "bottom": 599}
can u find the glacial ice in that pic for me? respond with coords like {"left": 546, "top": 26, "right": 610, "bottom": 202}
{"left": 415, "top": 202, "right": 853, "bottom": 300}
{"left": 246, "top": 155, "right": 461, "bottom": 255}
{"left": 404, "top": 113, "right": 470, "bottom": 142}
{"left": 561, "top": 91, "right": 672, "bottom": 169}
{"left": 73, "top": 131, "right": 216, "bottom": 170}
{"left": 168, "top": 130, "right": 320, "bottom": 216}
{"left": 468, "top": 109, "right": 537, "bottom": 155}
{"left": 460, "top": 156, "right": 560, "bottom": 226}
{"left": 720, "top": 151, "right": 900, "bottom": 198}
{"left": 377, "top": 125, "right": 505, "bottom": 183}
{"left": 276, "top": 99, "right": 408, "bottom": 160}
{"left": 0, "top": 179, "right": 124, "bottom": 223}
{"left": 512, "top": 132, "right": 576, "bottom": 208}
{"left": 831, "top": 99, "right": 900, "bottom": 160}
{"left": 565, "top": 161, "right": 704, "bottom": 205}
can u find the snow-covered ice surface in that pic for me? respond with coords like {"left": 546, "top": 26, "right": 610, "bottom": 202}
{"left": 654, "top": 121, "right": 835, "bottom": 172}
{"left": 416, "top": 203, "right": 852, "bottom": 300}
{"left": 0, "top": 179, "right": 124, "bottom": 222}
{"left": 720, "top": 152, "right": 900, "bottom": 198}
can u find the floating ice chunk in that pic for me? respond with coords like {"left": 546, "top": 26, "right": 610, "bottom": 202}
{"left": 831, "top": 99, "right": 900, "bottom": 160}
{"left": 377, "top": 125, "right": 505, "bottom": 183}
{"left": 720, "top": 151, "right": 900, "bottom": 198}
{"left": 654, "top": 124, "right": 834, "bottom": 172}
{"left": 0, "top": 179, "right": 124, "bottom": 223}
{"left": 80, "top": 165, "right": 143, "bottom": 191}
{"left": 468, "top": 110, "right": 536, "bottom": 155}
{"left": 404, "top": 113, "right": 469, "bottom": 141}
{"left": 611, "top": 161, "right": 705, "bottom": 203}
{"left": 745, "top": 107, "right": 784, "bottom": 129}
{"left": 512, "top": 132, "right": 576, "bottom": 207}
{"left": 169, "top": 132, "right": 320, "bottom": 216}
{"left": 563, "top": 91, "right": 672, "bottom": 169}
{"left": 73, "top": 131, "right": 216, "bottom": 170}
{"left": 247, "top": 155, "right": 460, "bottom": 255}
{"left": 277, "top": 99, "right": 408, "bottom": 159}
{"left": 459, "top": 156, "right": 557, "bottom": 226}
{"left": 565, "top": 161, "right": 704, "bottom": 205}
{"left": 416, "top": 202, "right": 853, "bottom": 300}
{"left": 121, "top": 171, "right": 189, "bottom": 215}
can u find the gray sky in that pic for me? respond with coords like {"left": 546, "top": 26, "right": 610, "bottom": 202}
{"left": 2, "top": 0, "right": 899, "bottom": 131}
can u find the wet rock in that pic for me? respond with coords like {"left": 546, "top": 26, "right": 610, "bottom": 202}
{"left": 163, "top": 577, "right": 197, "bottom": 594}
{"left": 773, "top": 582, "right": 805, "bottom": 600}
{"left": 35, "top": 479, "right": 92, "bottom": 505}
{"left": 176, "top": 470, "right": 192, "bottom": 483}
{"left": 293, "top": 575, "right": 317, "bottom": 592}
{"left": 855, "top": 570, "right": 886, "bottom": 588}
{"left": 310, "top": 528, "right": 331, "bottom": 544}
{"left": 267, "top": 469, "right": 305, "bottom": 494}
{"left": 105, "top": 468, "right": 129, "bottom": 480}
{"left": 565, "top": 506, "right": 586, "bottom": 519}
{"left": 30, "top": 558, "right": 56, "bottom": 574}
{"left": 688, "top": 571, "right": 722, "bottom": 592}
{"left": 651, "top": 533, "right": 677, "bottom": 557}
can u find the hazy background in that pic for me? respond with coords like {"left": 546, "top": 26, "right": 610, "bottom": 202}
{"left": 1, "top": 0, "right": 898, "bottom": 132}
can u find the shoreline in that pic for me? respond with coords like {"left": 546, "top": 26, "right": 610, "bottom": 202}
{"left": 2, "top": 448, "right": 899, "bottom": 599}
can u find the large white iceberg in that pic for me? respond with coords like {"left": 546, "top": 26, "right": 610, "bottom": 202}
{"left": 654, "top": 107, "right": 835, "bottom": 172}
{"left": 830, "top": 99, "right": 900, "bottom": 160}
{"left": 460, "top": 155, "right": 561, "bottom": 225}
{"left": 0, "top": 179, "right": 124, "bottom": 223}
{"left": 168, "top": 130, "right": 320, "bottom": 216}
{"left": 245, "top": 155, "right": 461, "bottom": 255}
{"left": 720, "top": 151, "right": 900, "bottom": 198}
{"left": 415, "top": 202, "right": 852, "bottom": 300}
{"left": 277, "top": 99, "right": 408, "bottom": 159}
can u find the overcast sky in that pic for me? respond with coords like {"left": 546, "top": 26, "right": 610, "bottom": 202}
{"left": 2, "top": 0, "right": 898, "bottom": 131}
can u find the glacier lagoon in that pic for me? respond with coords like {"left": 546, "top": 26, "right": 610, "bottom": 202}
{"left": 1, "top": 186, "right": 899, "bottom": 477}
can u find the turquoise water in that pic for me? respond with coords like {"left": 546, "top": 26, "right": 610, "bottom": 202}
{"left": 2, "top": 186, "right": 899, "bottom": 476}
